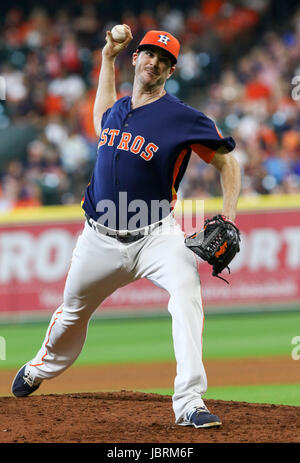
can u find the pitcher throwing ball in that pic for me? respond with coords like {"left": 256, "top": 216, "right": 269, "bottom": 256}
{"left": 12, "top": 25, "right": 241, "bottom": 428}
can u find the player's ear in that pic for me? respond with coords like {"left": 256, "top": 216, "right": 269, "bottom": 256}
{"left": 167, "top": 64, "right": 176, "bottom": 79}
{"left": 132, "top": 51, "right": 139, "bottom": 66}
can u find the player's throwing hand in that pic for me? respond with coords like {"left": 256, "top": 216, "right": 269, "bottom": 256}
{"left": 103, "top": 24, "right": 133, "bottom": 59}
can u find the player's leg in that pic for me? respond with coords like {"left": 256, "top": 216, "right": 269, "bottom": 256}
{"left": 134, "top": 217, "right": 208, "bottom": 423}
{"left": 13, "top": 222, "right": 133, "bottom": 392}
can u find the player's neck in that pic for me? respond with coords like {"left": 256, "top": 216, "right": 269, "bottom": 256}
{"left": 131, "top": 84, "right": 166, "bottom": 109}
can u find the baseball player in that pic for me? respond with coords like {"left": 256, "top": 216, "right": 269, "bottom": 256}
{"left": 12, "top": 26, "right": 241, "bottom": 428}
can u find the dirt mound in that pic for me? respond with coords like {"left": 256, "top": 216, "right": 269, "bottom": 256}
{"left": 1, "top": 391, "right": 299, "bottom": 443}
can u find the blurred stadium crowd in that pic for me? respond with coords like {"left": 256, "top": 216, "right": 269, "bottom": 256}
{"left": 0, "top": 0, "right": 300, "bottom": 211}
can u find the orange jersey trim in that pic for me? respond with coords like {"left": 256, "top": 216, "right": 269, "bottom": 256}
{"left": 171, "top": 147, "right": 190, "bottom": 203}
{"left": 214, "top": 122, "right": 223, "bottom": 138}
{"left": 190, "top": 143, "right": 215, "bottom": 164}
{"left": 81, "top": 181, "right": 91, "bottom": 207}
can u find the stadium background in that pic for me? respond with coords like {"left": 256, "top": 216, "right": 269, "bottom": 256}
{"left": 0, "top": 0, "right": 300, "bottom": 410}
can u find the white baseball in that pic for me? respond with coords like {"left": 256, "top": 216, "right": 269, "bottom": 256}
{"left": 111, "top": 25, "right": 127, "bottom": 43}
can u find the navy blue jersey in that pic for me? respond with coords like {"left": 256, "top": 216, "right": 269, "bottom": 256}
{"left": 82, "top": 93, "right": 235, "bottom": 229}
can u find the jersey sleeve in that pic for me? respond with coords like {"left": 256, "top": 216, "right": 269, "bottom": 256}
{"left": 188, "top": 112, "right": 236, "bottom": 163}
{"left": 100, "top": 107, "right": 112, "bottom": 130}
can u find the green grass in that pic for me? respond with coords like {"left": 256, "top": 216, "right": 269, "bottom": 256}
{"left": 0, "top": 310, "right": 300, "bottom": 369}
{"left": 0, "top": 317, "right": 175, "bottom": 368}
{"left": 203, "top": 383, "right": 300, "bottom": 406}
{"left": 139, "top": 384, "right": 300, "bottom": 407}
{"left": 202, "top": 311, "right": 300, "bottom": 359}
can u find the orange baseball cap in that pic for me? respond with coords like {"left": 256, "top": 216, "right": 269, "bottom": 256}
{"left": 137, "top": 30, "right": 180, "bottom": 64}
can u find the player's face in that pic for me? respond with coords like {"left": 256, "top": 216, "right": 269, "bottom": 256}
{"left": 133, "top": 47, "right": 175, "bottom": 88}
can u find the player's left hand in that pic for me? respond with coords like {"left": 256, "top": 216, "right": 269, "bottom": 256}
{"left": 185, "top": 214, "right": 241, "bottom": 283}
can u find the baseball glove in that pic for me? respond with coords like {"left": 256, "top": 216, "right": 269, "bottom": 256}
{"left": 185, "top": 214, "right": 241, "bottom": 283}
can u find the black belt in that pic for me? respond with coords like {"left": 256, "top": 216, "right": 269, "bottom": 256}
{"left": 85, "top": 214, "right": 162, "bottom": 243}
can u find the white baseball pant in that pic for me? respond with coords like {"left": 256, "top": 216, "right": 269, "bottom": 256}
{"left": 28, "top": 213, "right": 207, "bottom": 422}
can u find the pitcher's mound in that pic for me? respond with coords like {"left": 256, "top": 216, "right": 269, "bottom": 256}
{"left": 1, "top": 391, "right": 299, "bottom": 443}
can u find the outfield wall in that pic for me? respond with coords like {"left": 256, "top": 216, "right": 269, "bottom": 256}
{"left": 0, "top": 194, "right": 299, "bottom": 319}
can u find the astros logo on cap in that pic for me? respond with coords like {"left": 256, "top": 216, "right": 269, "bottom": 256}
{"left": 158, "top": 35, "right": 171, "bottom": 46}
{"left": 137, "top": 30, "right": 181, "bottom": 64}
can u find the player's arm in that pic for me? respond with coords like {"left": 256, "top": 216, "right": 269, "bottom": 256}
{"left": 210, "top": 151, "right": 241, "bottom": 222}
{"left": 93, "top": 25, "right": 132, "bottom": 137}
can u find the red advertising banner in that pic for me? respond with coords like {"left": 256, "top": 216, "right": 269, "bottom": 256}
{"left": 0, "top": 209, "right": 299, "bottom": 317}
